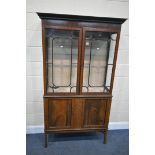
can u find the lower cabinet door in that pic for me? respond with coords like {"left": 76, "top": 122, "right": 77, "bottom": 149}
{"left": 48, "top": 99, "right": 72, "bottom": 129}
{"left": 83, "top": 99, "right": 107, "bottom": 128}
{"left": 45, "top": 98, "right": 108, "bottom": 130}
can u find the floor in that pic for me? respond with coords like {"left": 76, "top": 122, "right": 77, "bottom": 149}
{"left": 26, "top": 130, "right": 129, "bottom": 155}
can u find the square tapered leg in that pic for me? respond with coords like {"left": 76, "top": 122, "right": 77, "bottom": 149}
{"left": 103, "top": 129, "right": 108, "bottom": 144}
{"left": 45, "top": 134, "right": 48, "bottom": 148}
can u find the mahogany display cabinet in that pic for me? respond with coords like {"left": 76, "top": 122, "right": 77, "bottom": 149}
{"left": 37, "top": 12, "right": 126, "bottom": 147}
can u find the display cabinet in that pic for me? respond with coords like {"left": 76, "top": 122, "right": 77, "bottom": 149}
{"left": 37, "top": 13, "right": 126, "bottom": 147}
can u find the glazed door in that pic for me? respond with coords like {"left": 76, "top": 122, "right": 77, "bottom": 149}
{"left": 80, "top": 28, "right": 119, "bottom": 94}
{"left": 44, "top": 27, "right": 82, "bottom": 94}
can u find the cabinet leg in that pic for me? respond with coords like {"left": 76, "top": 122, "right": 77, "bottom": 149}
{"left": 45, "top": 134, "right": 48, "bottom": 148}
{"left": 103, "top": 129, "right": 108, "bottom": 144}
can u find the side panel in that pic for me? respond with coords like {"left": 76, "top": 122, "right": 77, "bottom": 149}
{"left": 104, "top": 98, "right": 112, "bottom": 129}
{"left": 44, "top": 98, "right": 49, "bottom": 130}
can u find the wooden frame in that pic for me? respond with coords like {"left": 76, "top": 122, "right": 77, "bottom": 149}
{"left": 37, "top": 13, "right": 126, "bottom": 147}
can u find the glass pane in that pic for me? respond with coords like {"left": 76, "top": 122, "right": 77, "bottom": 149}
{"left": 108, "top": 33, "right": 117, "bottom": 64}
{"left": 46, "top": 29, "right": 79, "bottom": 93}
{"left": 105, "top": 65, "right": 113, "bottom": 87}
{"left": 82, "top": 31, "right": 117, "bottom": 93}
{"left": 105, "top": 34, "right": 117, "bottom": 89}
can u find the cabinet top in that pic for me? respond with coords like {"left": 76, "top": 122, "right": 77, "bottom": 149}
{"left": 37, "top": 12, "right": 127, "bottom": 24}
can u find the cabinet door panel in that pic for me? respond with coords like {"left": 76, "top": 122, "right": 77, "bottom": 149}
{"left": 48, "top": 99, "right": 72, "bottom": 128}
{"left": 84, "top": 99, "right": 107, "bottom": 128}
